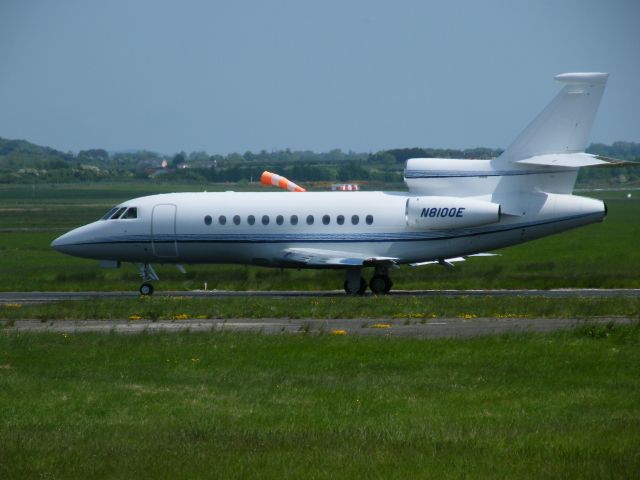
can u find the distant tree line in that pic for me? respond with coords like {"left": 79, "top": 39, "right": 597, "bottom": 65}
{"left": 0, "top": 136, "right": 638, "bottom": 187}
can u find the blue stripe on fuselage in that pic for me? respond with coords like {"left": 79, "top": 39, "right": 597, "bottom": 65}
{"left": 62, "top": 212, "right": 602, "bottom": 247}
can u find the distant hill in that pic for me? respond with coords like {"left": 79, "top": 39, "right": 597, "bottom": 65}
{"left": 0, "top": 137, "right": 75, "bottom": 169}
{"left": 0, "top": 135, "right": 638, "bottom": 185}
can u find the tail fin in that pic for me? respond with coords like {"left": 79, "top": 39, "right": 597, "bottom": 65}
{"left": 497, "top": 72, "right": 608, "bottom": 164}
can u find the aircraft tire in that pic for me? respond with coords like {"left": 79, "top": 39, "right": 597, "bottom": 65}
{"left": 370, "top": 275, "right": 393, "bottom": 294}
{"left": 344, "top": 277, "right": 367, "bottom": 296}
{"left": 139, "top": 282, "right": 154, "bottom": 296}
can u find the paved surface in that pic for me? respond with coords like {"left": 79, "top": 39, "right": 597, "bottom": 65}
{"left": 1, "top": 317, "right": 635, "bottom": 338}
{"left": 1, "top": 289, "right": 639, "bottom": 305}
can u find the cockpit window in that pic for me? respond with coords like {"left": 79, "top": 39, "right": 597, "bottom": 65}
{"left": 110, "top": 207, "right": 127, "bottom": 220}
{"left": 100, "top": 207, "right": 119, "bottom": 220}
{"left": 122, "top": 207, "right": 138, "bottom": 219}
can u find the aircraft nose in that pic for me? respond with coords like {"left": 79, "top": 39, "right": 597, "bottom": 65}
{"left": 51, "top": 224, "right": 98, "bottom": 257}
{"left": 51, "top": 231, "right": 75, "bottom": 254}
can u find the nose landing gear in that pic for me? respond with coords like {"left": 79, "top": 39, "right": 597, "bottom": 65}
{"left": 139, "top": 263, "right": 159, "bottom": 296}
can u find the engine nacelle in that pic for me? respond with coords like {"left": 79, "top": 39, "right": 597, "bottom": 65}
{"left": 406, "top": 196, "right": 501, "bottom": 230}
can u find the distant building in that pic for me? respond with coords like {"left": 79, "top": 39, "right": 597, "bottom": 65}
{"left": 331, "top": 183, "right": 360, "bottom": 191}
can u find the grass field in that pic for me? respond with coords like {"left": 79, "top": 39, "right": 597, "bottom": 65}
{"left": 1, "top": 183, "right": 639, "bottom": 292}
{"left": 2, "top": 295, "right": 639, "bottom": 321}
{"left": 1, "top": 325, "right": 639, "bottom": 479}
{"left": 2, "top": 183, "right": 638, "bottom": 479}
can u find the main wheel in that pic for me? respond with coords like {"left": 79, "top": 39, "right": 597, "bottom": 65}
{"left": 344, "top": 277, "right": 367, "bottom": 295}
{"left": 369, "top": 275, "right": 393, "bottom": 294}
{"left": 139, "top": 282, "right": 154, "bottom": 296}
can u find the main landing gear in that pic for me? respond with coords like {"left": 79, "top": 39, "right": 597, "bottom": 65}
{"left": 139, "top": 263, "right": 159, "bottom": 296}
{"left": 343, "top": 266, "right": 394, "bottom": 295}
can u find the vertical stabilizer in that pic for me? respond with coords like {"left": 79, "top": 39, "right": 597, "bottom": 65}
{"left": 497, "top": 72, "right": 608, "bottom": 163}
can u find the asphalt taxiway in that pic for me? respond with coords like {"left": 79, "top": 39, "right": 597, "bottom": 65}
{"left": 1, "top": 288, "right": 639, "bottom": 305}
{"left": 1, "top": 316, "right": 635, "bottom": 339}
{"left": 1, "top": 289, "right": 637, "bottom": 338}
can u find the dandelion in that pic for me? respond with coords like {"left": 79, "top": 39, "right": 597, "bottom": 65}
{"left": 460, "top": 314, "right": 477, "bottom": 320}
{"left": 330, "top": 329, "right": 347, "bottom": 336}
{"left": 172, "top": 313, "right": 189, "bottom": 320}
{"left": 129, "top": 314, "right": 142, "bottom": 321}
{"left": 371, "top": 323, "right": 391, "bottom": 329}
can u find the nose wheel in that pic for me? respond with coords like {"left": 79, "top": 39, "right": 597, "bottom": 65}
{"left": 139, "top": 282, "right": 154, "bottom": 296}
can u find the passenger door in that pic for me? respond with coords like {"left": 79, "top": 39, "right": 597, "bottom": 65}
{"left": 151, "top": 204, "right": 178, "bottom": 258}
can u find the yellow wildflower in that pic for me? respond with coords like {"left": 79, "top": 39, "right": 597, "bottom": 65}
{"left": 371, "top": 323, "right": 391, "bottom": 329}
{"left": 330, "top": 329, "right": 347, "bottom": 336}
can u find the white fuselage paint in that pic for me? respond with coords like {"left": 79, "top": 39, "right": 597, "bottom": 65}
{"left": 51, "top": 72, "right": 613, "bottom": 287}
{"left": 51, "top": 190, "right": 605, "bottom": 267}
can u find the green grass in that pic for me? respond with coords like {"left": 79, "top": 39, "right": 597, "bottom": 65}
{"left": 1, "top": 325, "right": 639, "bottom": 479}
{"left": 1, "top": 184, "right": 639, "bottom": 291}
{"left": 2, "top": 295, "right": 640, "bottom": 321}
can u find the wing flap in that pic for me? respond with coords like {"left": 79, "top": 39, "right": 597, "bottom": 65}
{"left": 281, "top": 248, "right": 398, "bottom": 267}
{"left": 410, "top": 253, "right": 499, "bottom": 268}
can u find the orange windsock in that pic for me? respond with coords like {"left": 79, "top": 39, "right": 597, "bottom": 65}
{"left": 260, "top": 171, "right": 306, "bottom": 192}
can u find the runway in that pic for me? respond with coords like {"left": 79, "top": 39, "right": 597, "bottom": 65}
{"left": 1, "top": 288, "right": 640, "bottom": 305}
{"left": 1, "top": 316, "right": 635, "bottom": 339}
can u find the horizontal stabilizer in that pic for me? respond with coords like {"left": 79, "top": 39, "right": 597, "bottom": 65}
{"left": 516, "top": 153, "right": 634, "bottom": 169}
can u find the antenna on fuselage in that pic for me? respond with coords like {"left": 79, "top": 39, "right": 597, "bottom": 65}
{"left": 260, "top": 171, "right": 307, "bottom": 192}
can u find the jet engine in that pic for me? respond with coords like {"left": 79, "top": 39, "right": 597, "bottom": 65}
{"left": 406, "top": 196, "right": 501, "bottom": 229}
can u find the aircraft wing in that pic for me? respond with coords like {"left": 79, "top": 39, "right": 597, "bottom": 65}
{"left": 281, "top": 247, "right": 398, "bottom": 267}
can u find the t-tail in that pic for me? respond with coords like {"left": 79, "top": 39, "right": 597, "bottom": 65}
{"left": 403, "top": 72, "right": 620, "bottom": 238}
{"left": 404, "top": 72, "right": 623, "bottom": 201}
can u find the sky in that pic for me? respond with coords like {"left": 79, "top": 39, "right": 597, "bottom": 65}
{"left": 0, "top": 0, "right": 638, "bottom": 155}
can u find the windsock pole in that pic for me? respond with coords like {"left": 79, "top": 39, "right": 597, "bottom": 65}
{"left": 260, "top": 171, "right": 306, "bottom": 192}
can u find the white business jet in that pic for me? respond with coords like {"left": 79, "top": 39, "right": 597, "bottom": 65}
{"left": 52, "top": 72, "right": 623, "bottom": 295}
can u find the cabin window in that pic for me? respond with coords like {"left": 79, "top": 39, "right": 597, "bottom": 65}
{"left": 218, "top": 215, "right": 227, "bottom": 225}
{"left": 290, "top": 215, "right": 298, "bottom": 225}
{"left": 306, "top": 215, "right": 314, "bottom": 225}
{"left": 247, "top": 215, "right": 255, "bottom": 225}
{"left": 262, "top": 215, "right": 270, "bottom": 225}
{"left": 110, "top": 207, "right": 127, "bottom": 220}
{"left": 276, "top": 215, "right": 284, "bottom": 225}
{"left": 351, "top": 215, "right": 359, "bottom": 225}
{"left": 122, "top": 207, "right": 137, "bottom": 219}
{"left": 204, "top": 215, "right": 212, "bottom": 226}
{"left": 337, "top": 215, "right": 345, "bottom": 225}
{"left": 322, "top": 215, "right": 330, "bottom": 225}
{"left": 101, "top": 207, "right": 119, "bottom": 220}
{"left": 366, "top": 214, "right": 374, "bottom": 225}
{"left": 233, "top": 215, "right": 241, "bottom": 225}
